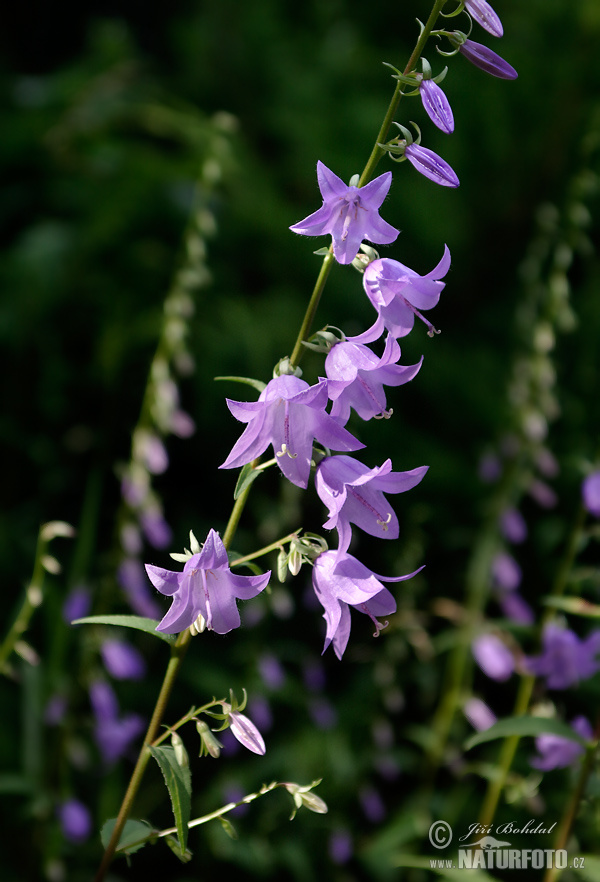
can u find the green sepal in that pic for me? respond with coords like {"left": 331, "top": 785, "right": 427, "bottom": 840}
{"left": 149, "top": 745, "right": 192, "bottom": 852}
{"left": 234, "top": 461, "right": 263, "bottom": 500}
{"left": 313, "top": 247, "right": 332, "bottom": 256}
{"left": 100, "top": 818, "right": 154, "bottom": 856}
{"left": 214, "top": 375, "right": 266, "bottom": 393}
{"left": 165, "top": 835, "right": 193, "bottom": 863}
{"left": 71, "top": 615, "right": 176, "bottom": 645}
{"left": 219, "top": 817, "right": 238, "bottom": 839}
{"left": 465, "top": 715, "right": 591, "bottom": 752}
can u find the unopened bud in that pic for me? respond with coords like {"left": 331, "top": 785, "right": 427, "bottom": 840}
{"left": 196, "top": 720, "right": 222, "bottom": 758}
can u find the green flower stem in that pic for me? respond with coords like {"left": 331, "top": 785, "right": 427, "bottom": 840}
{"left": 158, "top": 781, "right": 281, "bottom": 837}
{"left": 289, "top": 250, "right": 335, "bottom": 368}
{"left": 230, "top": 531, "right": 300, "bottom": 568}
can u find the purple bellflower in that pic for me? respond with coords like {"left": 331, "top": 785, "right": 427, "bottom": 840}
{"left": 530, "top": 716, "right": 593, "bottom": 772}
{"left": 463, "top": 697, "right": 497, "bottom": 732}
{"left": 89, "top": 681, "right": 145, "bottom": 766}
{"left": 312, "top": 549, "right": 423, "bottom": 659}
{"left": 404, "top": 143, "right": 459, "bottom": 187}
{"left": 325, "top": 334, "right": 423, "bottom": 423}
{"left": 223, "top": 704, "right": 266, "bottom": 755}
{"left": 220, "top": 374, "right": 364, "bottom": 488}
{"left": 101, "top": 639, "right": 146, "bottom": 681}
{"left": 526, "top": 624, "right": 600, "bottom": 690}
{"left": 582, "top": 471, "right": 600, "bottom": 517}
{"left": 146, "top": 529, "right": 270, "bottom": 635}
{"left": 464, "top": 0, "right": 504, "bottom": 38}
{"left": 315, "top": 454, "right": 428, "bottom": 554}
{"left": 472, "top": 633, "right": 514, "bottom": 682}
{"left": 289, "top": 161, "right": 399, "bottom": 264}
{"left": 362, "top": 247, "right": 451, "bottom": 338}
{"left": 418, "top": 78, "right": 454, "bottom": 134}
{"left": 57, "top": 798, "right": 92, "bottom": 844}
{"left": 452, "top": 34, "right": 517, "bottom": 80}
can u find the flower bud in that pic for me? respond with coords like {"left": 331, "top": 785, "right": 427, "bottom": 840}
{"left": 196, "top": 720, "right": 222, "bottom": 758}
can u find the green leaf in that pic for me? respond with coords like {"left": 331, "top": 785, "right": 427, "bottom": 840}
{"left": 569, "top": 855, "right": 600, "bottom": 881}
{"left": 71, "top": 615, "right": 176, "bottom": 645}
{"left": 543, "top": 596, "right": 600, "bottom": 618}
{"left": 149, "top": 745, "right": 192, "bottom": 852}
{"left": 234, "top": 462, "right": 263, "bottom": 500}
{"left": 214, "top": 375, "right": 266, "bottom": 393}
{"left": 100, "top": 818, "right": 154, "bottom": 856}
{"left": 465, "top": 715, "right": 589, "bottom": 751}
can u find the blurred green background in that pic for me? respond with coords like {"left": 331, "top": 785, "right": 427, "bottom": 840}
{"left": 1, "top": 1, "right": 600, "bottom": 880}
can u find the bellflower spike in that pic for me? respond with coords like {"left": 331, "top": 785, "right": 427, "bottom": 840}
{"left": 145, "top": 529, "right": 270, "bottom": 634}
{"left": 312, "top": 549, "right": 423, "bottom": 659}
{"left": 220, "top": 375, "right": 364, "bottom": 488}
{"left": 419, "top": 79, "right": 454, "bottom": 134}
{"left": 362, "top": 247, "right": 451, "bottom": 338}
{"left": 582, "top": 471, "right": 600, "bottom": 517}
{"left": 464, "top": 0, "right": 503, "bottom": 38}
{"left": 316, "top": 455, "right": 428, "bottom": 554}
{"left": 454, "top": 35, "right": 518, "bottom": 80}
{"left": 530, "top": 716, "right": 593, "bottom": 772}
{"left": 525, "top": 624, "right": 600, "bottom": 690}
{"left": 325, "top": 335, "right": 423, "bottom": 423}
{"left": 404, "top": 143, "right": 459, "bottom": 187}
{"left": 289, "top": 161, "right": 399, "bottom": 264}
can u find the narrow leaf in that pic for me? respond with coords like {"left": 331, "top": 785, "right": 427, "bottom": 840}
{"left": 465, "top": 715, "right": 589, "bottom": 751}
{"left": 100, "top": 818, "right": 154, "bottom": 855}
{"left": 234, "top": 462, "right": 263, "bottom": 500}
{"left": 214, "top": 375, "right": 266, "bottom": 393}
{"left": 149, "top": 745, "right": 192, "bottom": 852}
{"left": 543, "top": 596, "right": 600, "bottom": 618}
{"left": 71, "top": 615, "right": 176, "bottom": 645}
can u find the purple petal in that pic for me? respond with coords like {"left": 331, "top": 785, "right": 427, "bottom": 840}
{"left": 405, "top": 144, "right": 460, "bottom": 188}
{"left": 465, "top": 0, "right": 503, "bottom": 37}
{"left": 582, "top": 471, "right": 600, "bottom": 517}
{"left": 229, "top": 711, "right": 266, "bottom": 755}
{"left": 459, "top": 39, "right": 517, "bottom": 80}
{"left": 419, "top": 79, "right": 454, "bottom": 134}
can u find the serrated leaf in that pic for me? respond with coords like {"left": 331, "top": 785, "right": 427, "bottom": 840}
{"left": 71, "top": 615, "right": 176, "bottom": 645}
{"left": 234, "top": 462, "right": 263, "bottom": 500}
{"left": 465, "top": 715, "right": 590, "bottom": 752}
{"left": 214, "top": 375, "right": 266, "bottom": 393}
{"left": 543, "top": 596, "right": 600, "bottom": 618}
{"left": 149, "top": 745, "right": 192, "bottom": 852}
{"left": 100, "top": 818, "right": 153, "bottom": 856}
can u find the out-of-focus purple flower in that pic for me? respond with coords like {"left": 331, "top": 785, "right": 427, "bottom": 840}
{"left": 536, "top": 448, "right": 559, "bottom": 478}
{"left": 63, "top": 585, "right": 91, "bottom": 624}
{"left": 525, "top": 624, "right": 600, "bottom": 690}
{"left": 478, "top": 451, "right": 502, "bottom": 483}
{"left": 325, "top": 335, "right": 422, "bottom": 423}
{"left": 491, "top": 551, "right": 522, "bottom": 591}
{"left": 140, "top": 508, "right": 173, "bottom": 550}
{"left": 45, "top": 694, "right": 68, "bottom": 726}
{"left": 223, "top": 704, "right": 266, "bottom": 755}
{"left": 582, "top": 471, "right": 600, "bottom": 517}
{"left": 362, "top": 247, "right": 451, "bottom": 338}
{"left": 329, "top": 829, "right": 353, "bottom": 864}
{"left": 315, "top": 455, "right": 428, "bottom": 554}
{"left": 303, "top": 659, "right": 327, "bottom": 692}
{"left": 117, "top": 557, "right": 162, "bottom": 619}
{"left": 170, "top": 409, "right": 196, "bottom": 438}
{"left": 464, "top": 697, "right": 497, "bottom": 731}
{"left": 121, "top": 468, "right": 149, "bottom": 507}
{"left": 498, "top": 591, "right": 535, "bottom": 625}
{"left": 454, "top": 35, "right": 518, "bottom": 79}
{"left": 101, "top": 639, "right": 146, "bottom": 681}
{"left": 418, "top": 78, "right": 454, "bottom": 133}
{"left": 530, "top": 716, "right": 593, "bottom": 771}
{"left": 528, "top": 478, "right": 557, "bottom": 509}
{"left": 404, "top": 143, "right": 460, "bottom": 187}
{"left": 134, "top": 430, "right": 169, "bottom": 475}
{"left": 258, "top": 654, "right": 286, "bottom": 690}
{"left": 360, "top": 786, "right": 386, "bottom": 823}
{"left": 220, "top": 375, "right": 364, "bottom": 489}
{"left": 465, "top": 0, "right": 503, "bottom": 37}
{"left": 289, "top": 161, "right": 399, "bottom": 264}
{"left": 499, "top": 508, "right": 528, "bottom": 544}
{"left": 472, "top": 633, "right": 514, "bottom": 681}
{"left": 309, "top": 697, "right": 338, "bottom": 730}
{"left": 222, "top": 785, "right": 250, "bottom": 817}
{"left": 89, "top": 681, "right": 145, "bottom": 766}
{"left": 312, "top": 549, "right": 422, "bottom": 659}
{"left": 247, "top": 695, "right": 273, "bottom": 732}
{"left": 120, "top": 522, "right": 142, "bottom": 556}
{"left": 145, "top": 529, "right": 270, "bottom": 634}
{"left": 58, "top": 798, "right": 92, "bottom": 844}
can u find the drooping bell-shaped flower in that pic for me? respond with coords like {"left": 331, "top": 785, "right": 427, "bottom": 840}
{"left": 325, "top": 334, "right": 423, "bottom": 424}
{"left": 312, "top": 549, "right": 423, "bottom": 659}
{"left": 530, "top": 716, "right": 593, "bottom": 772}
{"left": 362, "top": 247, "right": 451, "bottom": 338}
{"left": 220, "top": 375, "right": 364, "bottom": 488}
{"left": 472, "top": 633, "right": 514, "bottom": 682}
{"left": 315, "top": 455, "right": 428, "bottom": 554}
{"left": 289, "top": 161, "right": 399, "bottom": 264}
{"left": 464, "top": 0, "right": 503, "bottom": 38}
{"left": 145, "top": 529, "right": 270, "bottom": 634}
{"left": 525, "top": 624, "right": 600, "bottom": 690}
{"left": 451, "top": 33, "right": 517, "bottom": 79}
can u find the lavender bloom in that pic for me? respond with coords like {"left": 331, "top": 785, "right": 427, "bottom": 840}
{"left": 530, "top": 717, "right": 593, "bottom": 771}
{"left": 528, "top": 478, "right": 557, "bottom": 509}
{"left": 223, "top": 704, "right": 266, "bottom": 755}
{"left": 472, "top": 633, "right": 514, "bottom": 681}
{"left": 419, "top": 79, "right": 454, "bottom": 134}
{"left": 582, "top": 471, "right": 600, "bottom": 517}
{"left": 491, "top": 551, "right": 522, "bottom": 591}
{"left": 329, "top": 829, "right": 353, "bottom": 865}
{"left": 362, "top": 247, "right": 451, "bottom": 338}
{"left": 455, "top": 36, "right": 518, "bottom": 80}
{"left": 133, "top": 429, "right": 169, "bottom": 475}
{"left": 220, "top": 375, "right": 364, "bottom": 489}
{"left": 325, "top": 335, "right": 423, "bottom": 423}
{"left": 478, "top": 451, "right": 502, "bottom": 483}
{"left": 145, "top": 528, "right": 270, "bottom": 634}
{"left": 258, "top": 653, "right": 286, "bottom": 690}
{"left": 101, "top": 639, "right": 146, "bottom": 681}
{"left": 289, "top": 161, "right": 399, "bottom": 264}
{"left": 63, "top": 585, "right": 91, "bottom": 624}
{"left": 498, "top": 590, "right": 534, "bottom": 625}
{"left": 140, "top": 507, "right": 173, "bottom": 550}
{"left": 57, "top": 798, "right": 92, "bottom": 844}
{"left": 117, "top": 557, "right": 162, "bottom": 619}
{"left": 89, "top": 681, "right": 145, "bottom": 766}
{"left": 463, "top": 697, "right": 497, "bottom": 732}
{"left": 404, "top": 143, "right": 459, "bottom": 187}
{"left": 312, "top": 549, "right": 422, "bottom": 659}
{"left": 465, "top": 0, "right": 503, "bottom": 38}
{"left": 499, "top": 508, "right": 528, "bottom": 544}
{"left": 360, "top": 786, "right": 386, "bottom": 823}
{"left": 526, "top": 624, "right": 600, "bottom": 690}
{"left": 309, "top": 697, "right": 338, "bottom": 730}
{"left": 315, "top": 455, "right": 428, "bottom": 554}
{"left": 44, "top": 693, "right": 68, "bottom": 726}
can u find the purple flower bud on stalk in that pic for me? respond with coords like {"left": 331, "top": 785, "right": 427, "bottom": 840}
{"left": 464, "top": 0, "right": 504, "bottom": 38}
{"left": 472, "top": 633, "right": 514, "bottom": 681}
{"left": 530, "top": 716, "right": 593, "bottom": 771}
{"left": 419, "top": 79, "right": 454, "bottom": 134}
{"left": 582, "top": 471, "right": 600, "bottom": 517}
{"left": 404, "top": 143, "right": 460, "bottom": 187}
{"left": 224, "top": 705, "right": 266, "bottom": 755}
{"left": 498, "top": 591, "right": 534, "bottom": 625}
{"left": 499, "top": 508, "right": 528, "bottom": 544}
{"left": 101, "top": 639, "right": 146, "bottom": 681}
{"left": 57, "top": 798, "right": 92, "bottom": 844}
{"left": 463, "top": 697, "right": 497, "bottom": 732}
{"left": 491, "top": 551, "right": 521, "bottom": 591}
{"left": 455, "top": 36, "right": 518, "bottom": 80}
